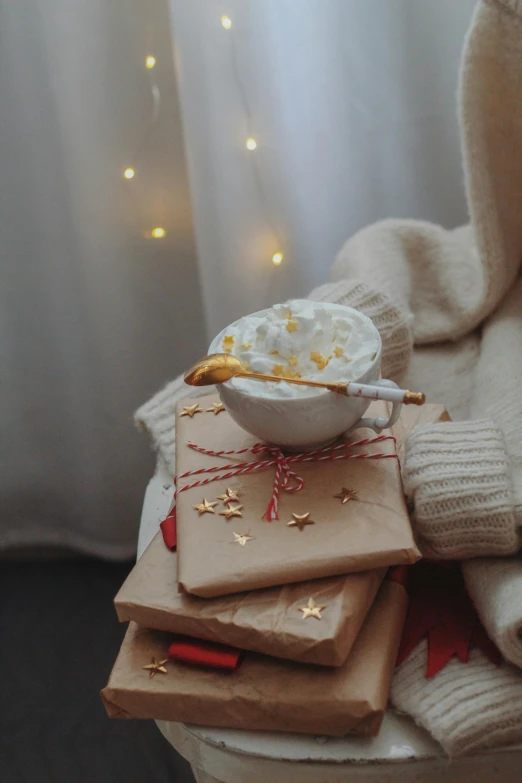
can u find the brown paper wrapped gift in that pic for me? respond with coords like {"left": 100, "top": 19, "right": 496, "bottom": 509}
{"left": 176, "top": 395, "right": 422, "bottom": 597}
{"left": 115, "top": 531, "right": 384, "bottom": 666}
{"left": 103, "top": 578, "right": 407, "bottom": 737}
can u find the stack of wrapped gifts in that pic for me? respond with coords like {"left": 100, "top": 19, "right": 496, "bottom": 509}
{"left": 102, "top": 395, "right": 449, "bottom": 738}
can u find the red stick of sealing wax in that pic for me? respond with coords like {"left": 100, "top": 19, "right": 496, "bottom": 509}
{"left": 160, "top": 510, "right": 177, "bottom": 551}
{"left": 168, "top": 638, "right": 242, "bottom": 671}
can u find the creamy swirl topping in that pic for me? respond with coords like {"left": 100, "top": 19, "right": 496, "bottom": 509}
{"left": 211, "top": 299, "right": 381, "bottom": 399}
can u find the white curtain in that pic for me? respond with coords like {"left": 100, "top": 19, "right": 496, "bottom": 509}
{"left": 1, "top": 0, "right": 205, "bottom": 558}
{"left": 169, "top": 0, "right": 477, "bottom": 340}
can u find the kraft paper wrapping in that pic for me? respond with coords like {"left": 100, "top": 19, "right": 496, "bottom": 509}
{"left": 102, "top": 579, "right": 407, "bottom": 737}
{"left": 176, "top": 395, "right": 422, "bottom": 598}
{"left": 115, "top": 531, "right": 385, "bottom": 666}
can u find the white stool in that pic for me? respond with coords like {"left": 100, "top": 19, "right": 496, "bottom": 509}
{"left": 138, "top": 465, "right": 522, "bottom": 783}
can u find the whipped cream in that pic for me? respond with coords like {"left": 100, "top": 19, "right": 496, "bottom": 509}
{"left": 212, "top": 299, "right": 381, "bottom": 399}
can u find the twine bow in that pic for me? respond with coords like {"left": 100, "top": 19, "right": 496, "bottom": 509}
{"left": 173, "top": 434, "right": 397, "bottom": 521}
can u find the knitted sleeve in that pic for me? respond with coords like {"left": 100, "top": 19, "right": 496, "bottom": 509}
{"left": 134, "top": 278, "right": 413, "bottom": 474}
{"left": 402, "top": 419, "right": 520, "bottom": 559}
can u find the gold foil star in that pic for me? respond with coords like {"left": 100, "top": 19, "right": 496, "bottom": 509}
{"left": 142, "top": 657, "right": 168, "bottom": 677}
{"left": 286, "top": 319, "right": 298, "bottom": 333}
{"left": 206, "top": 402, "right": 225, "bottom": 415}
{"left": 287, "top": 512, "right": 315, "bottom": 531}
{"left": 333, "top": 346, "right": 344, "bottom": 358}
{"left": 299, "top": 598, "right": 327, "bottom": 620}
{"left": 241, "top": 342, "right": 252, "bottom": 350}
{"left": 333, "top": 487, "right": 359, "bottom": 504}
{"left": 272, "top": 364, "right": 285, "bottom": 376}
{"left": 193, "top": 498, "right": 218, "bottom": 515}
{"left": 222, "top": 335, "right": 235, "bottom": 353}
{"left": 310, "top": 352, "right": 331, "bottom": 370}
{"left": 287, "top": 354, "right": 298, "bottom": 367}
{"left": 219, "top": 504, "right": 243, "bottom": 520}
{"left": 180, "top": 403, "right": 203, "bottom": 418}
{"left": 232, "top": 532, "right": 253, "bottom": 546}
{"left": 217, "top": 487, "right": 241, "bottom": 504}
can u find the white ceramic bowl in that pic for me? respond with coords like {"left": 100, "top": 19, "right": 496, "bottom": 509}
{"left": 208, "top": 304, "right": 386, "bottom": 451}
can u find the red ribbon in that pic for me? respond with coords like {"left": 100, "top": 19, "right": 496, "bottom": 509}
{"left": 396, "top": 561, "right": 501, "bottom": 677}
{"left": 168, "top": 637, "right": 242, "bottom": 671}
{"left": 173, "top": 434, "right": 397, "bottom": 521}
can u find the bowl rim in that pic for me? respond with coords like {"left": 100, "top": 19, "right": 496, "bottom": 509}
{"left": 207, "top": 301, "right": 383, "bottom": 405}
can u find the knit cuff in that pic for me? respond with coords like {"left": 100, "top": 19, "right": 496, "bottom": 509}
{"left": 134, "top": 375, "right": 212, "bottom": 474}
{"left": 403, "top": 420, "right": 519, "bottom": 559}
{"left": 391, "top": 641, "right": 522, "bottom": 757}
{"left": 308, "top": 279, "right": 413, "bottom": 384}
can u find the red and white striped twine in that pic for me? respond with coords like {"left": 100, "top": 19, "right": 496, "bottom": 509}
{"left": 172, "top": 434, "right": 397, "bottom": 521}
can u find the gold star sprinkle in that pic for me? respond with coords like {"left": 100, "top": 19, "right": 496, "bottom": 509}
{"left": 333, "top": 487, "right": 359, "bottom": 504}
{"left": 232, "top": 532, "right": 253, "bottom": 546}
{"left": 222, "top": 335, "right": 235, "bottom": 353}
{"left": 299, "top": 598, "right": 327, "bottom": 620}
{"left": 287, "top": 512, "right": 315, "bottom": 531}
{"left": 269, "top": 350, "right": 279, "bottom": 355}
{"left": 272, "top": 364, "right": 285, "bottom": 376}
{"left": 217, "top": 487, "right": 241, "bottom": 504}
{"left": 310, "top": 352, "right": 331, "bottom": 370}
{"left": 193, "top": 498, "right": 218, "bottom": 515}
{"left": 206, "top": 402, "right": 225, "bottom": 415}
{"left": 241, "top": 342, "right": 252, "bottom": 349}
{"left": 219, "top": 504, "right": 243, "bottom": 520}
{"left": 333, "top": 346, "right": 344, "bottom": 358}
{"left": 142, "top": 658, "right": 168, "bottom": 677}
{"left": 286, "top": 319, "right": 298, "bottom": 333}
{"left": 180, "top": 403, "right": 203, "bottom": 418}
{"left": 287, "top": 355, "right": 298, "bottom": 367}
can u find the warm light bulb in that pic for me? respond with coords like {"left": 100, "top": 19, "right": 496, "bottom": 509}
{"left": 145, "top": 56, "right": 156, "bottom": 69}
{"left": 123, "top": 167, "right": 135, "bottom": 179}
{"left": 272, "top": 252, "right": 283, "bottom": 266}
{"left": 221, "top": 15, "right": 232, "bottom": 29}
{"left": 151, "top": 227, "right": 166, "bottom": 239}
{"left": 246, "top": 137, "right": 257, "bottom": 151}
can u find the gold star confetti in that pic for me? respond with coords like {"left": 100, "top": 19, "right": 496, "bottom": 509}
{"left": 241, "top": 342, "right": 252, "bottom": 349}
{"left": 142, "top": 658, "right": 168, "bottom": 677}
{"left": 282, "top": 367, "right": 301, "bottom": 380}
{"left": 299, "top": 598, "right": 327, "bottom": 620}
{"left": 333, "top": 487, "right": 359, "bottom": 504}
{"left": 222, "top": 335, "right": 235, "bottom": 353}
{"left": 333, "top": 346, "right": 344, "bottom": 358}
{"left": 193, "top": 498, "right": 218, "bottom": 515}
{"left": 270, "top": 350, "right": 279, "bottom": 355}
{"left": 217, "top": 487, "right": 241, "bottom": 504}
{"left": 272, "top": 364, "right": 285, "bottom": 376}
{"left": 310, "top": 352, "right": 331, "bottom": 370}
{"left": 180, "top": 403, "right": 203, "bottom": 418}
{"left": 206, "top": 401, "right": 225, "bottom": 415}
{"left": 287, "top": 512, "right": 315, "bottom": 531}
{"left": 287, "top": 354, "right": 298, "bottom": 367}
{"left": 232, "top": 532, "right": 253, "bottom": 546}
{"left": 286, "top": 319, "right": 298, "bottom": 333}
{"left": 219, "top": 504, "right": 244, "bottom": 520}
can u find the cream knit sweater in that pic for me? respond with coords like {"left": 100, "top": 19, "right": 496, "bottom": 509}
{"left": 136, "top": 0, "right": 522, "bottom": 755}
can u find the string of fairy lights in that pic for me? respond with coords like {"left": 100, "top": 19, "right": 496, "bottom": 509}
{"left": 124, "top": 12, "right": 284, "bottom": 266}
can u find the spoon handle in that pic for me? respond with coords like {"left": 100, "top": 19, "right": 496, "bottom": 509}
{"left": 333, "top": 381, "right": 425, "bottom": 406}
{"left": 237, "top": 371, "right": 425, "bottom": 406}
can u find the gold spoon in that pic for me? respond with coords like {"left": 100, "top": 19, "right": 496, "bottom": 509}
{"left": 184, "top": 353, "right": 425, "bottom": 405}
